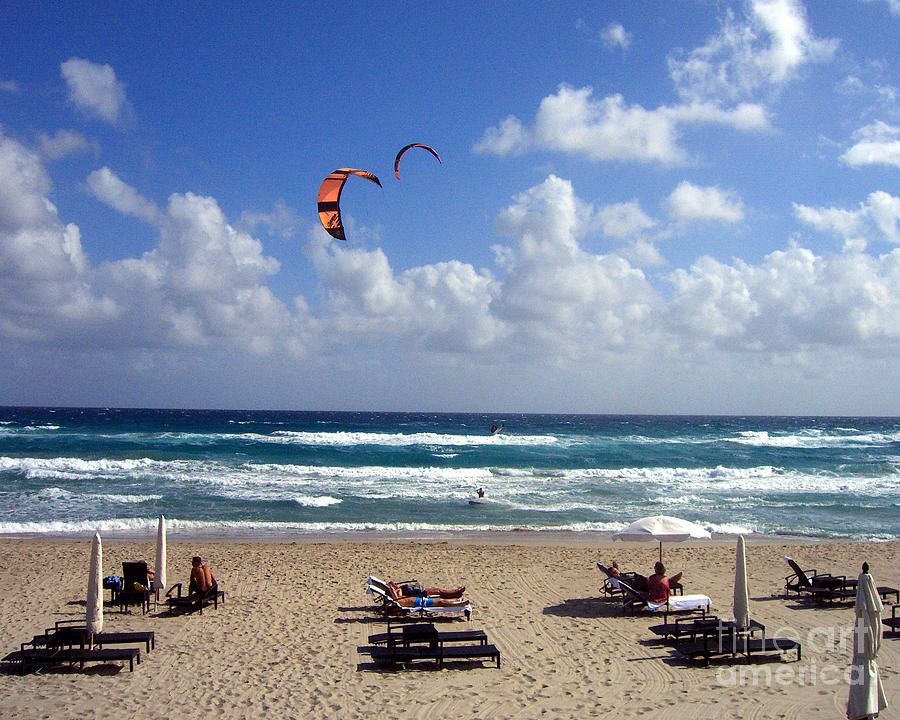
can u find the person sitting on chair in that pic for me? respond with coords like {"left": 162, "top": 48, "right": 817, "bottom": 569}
{"left": 646, "top": 561, "right": 682, "bottom": 603}
{"left": 386, "top": 580, "right": 465, "bottom": 600}
{"left": 189, "top": 556, "right": 217, "bottom": 597}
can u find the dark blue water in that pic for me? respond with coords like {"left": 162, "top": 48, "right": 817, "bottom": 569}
{"left": 1, "top": 407, "right": 898, "bottom": 539}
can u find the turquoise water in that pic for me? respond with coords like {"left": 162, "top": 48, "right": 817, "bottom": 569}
{"left": 0, "top": 408, "right": 898, "bottom": 539}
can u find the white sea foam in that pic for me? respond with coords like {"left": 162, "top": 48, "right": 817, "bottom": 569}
{"left": 292, "top": 495, "right": 342, "bottom": 507}
{"left": 267, "top": 430, "right": 559, "bottom": 447}
{"left": 730, "top": 430, "right": 900, "bottom": 448}
{"left": 0, "top": 517, "right": 627, "bottom": 537}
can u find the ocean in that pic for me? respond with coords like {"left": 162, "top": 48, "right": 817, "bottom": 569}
{"left": 0, "top": 407, "right": 898, "bottom": 540}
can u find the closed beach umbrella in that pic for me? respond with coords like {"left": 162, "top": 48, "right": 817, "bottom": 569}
{"left": 733, "top": 535, "right": 750, "bottom": 629}
{"left": 847, "top": 564, "right": 887, "bottom": 719}
{"left": 613, "top": 515, "right": 711, "bottom": 562}
{"left": 85, "top": 532, "right": 103, "bottom": 638}
{"left": 154, "top": 515, "right": 167, "bottom": 592}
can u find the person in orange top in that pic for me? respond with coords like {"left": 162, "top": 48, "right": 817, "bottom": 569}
{"left": 189, "top": 556, "right": 216, "bottom": 595}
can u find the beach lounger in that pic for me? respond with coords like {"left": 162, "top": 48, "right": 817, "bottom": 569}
{"left": 26, "top": 622, "right": 155, "bottom": 653}
{"left": 883, "top": 604, "right": 900, "bottom": 636}
{"left": 367, "top": 622, "right": 487, "bottom": 647}
{"left": 783, "top": 558, "right": 898, "bottom": 605}
{"left": 649, "top": 613, "right": 722, "bottom": 640}
{"left": 616, "top": 578, "right": 710, "bottom": 620}
{"left": 597, "top": 564, "right": 684, "bottom": 597}
{"left": 165, "top": 582, "right": 225, "bottom": 615}
{"left": 3, "top": 646, "right": 141, "bottom": 674}
{"left": 366, "top": 584, "right": 471, "bottom": 620}
{"left": 675, "top": 620, "right": 799, "bottom": 665}
{"left": 359, "top": 624, "right": 498, "bottom": 668}
{"left": 366, "top": 643, "right": 501, "bottom": 669}
{"left": 118, "top": 561, "right": 151, "bottom": 614}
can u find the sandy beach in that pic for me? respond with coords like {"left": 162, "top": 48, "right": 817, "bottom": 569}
{"left": 1, "top": 535, "right": 898, "bottom": 719}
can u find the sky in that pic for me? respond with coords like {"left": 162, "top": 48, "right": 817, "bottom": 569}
{"left": 1, "top": 0, "right": 899, "bottom": 414}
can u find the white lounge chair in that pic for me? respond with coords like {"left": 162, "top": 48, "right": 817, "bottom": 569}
{"left": 366, "top": 583, "right": 472, "bottom": 620}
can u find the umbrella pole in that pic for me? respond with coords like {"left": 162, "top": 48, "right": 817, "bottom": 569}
{"left": 659, "top": 541, "right": 662, "bottom": 564}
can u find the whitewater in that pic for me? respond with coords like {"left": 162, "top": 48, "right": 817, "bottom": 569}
{"left": 0, "top": 408, "right": 897, "bottom": 539}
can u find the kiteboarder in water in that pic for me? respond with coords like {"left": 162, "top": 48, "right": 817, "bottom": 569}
{"left": 477, "top": 487, "right": 485, "bottom": 499}
{"left": 489, "top": 423, "right": 504, "bottom": 435}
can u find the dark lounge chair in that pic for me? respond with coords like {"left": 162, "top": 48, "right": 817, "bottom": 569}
{"left": 783, "top": 558, "right": 898, "bottom": 604}
{"left": 165, "top": 582, "right": 225, "bottom": 615}
{"left": 358, "top": 623, "right": 499, "bottom": 668}
{"left": 675, "top": 619, "right": 800, "bottom": 665}
{"left": 118, "top": 561, "right": 152, "bottom": 614}
{"left": 3, "top": 646, "right": 141, "bottom": 674}
{"left": 883, "top": 605, "right": 900, "bottom": 636}
{"left": 25, "top": 621, "right": 154, "bottom": 653}
{"left": 367, "top": 622, "right": 487, "bottom": 647}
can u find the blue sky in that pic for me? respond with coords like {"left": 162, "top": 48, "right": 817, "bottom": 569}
{"left": 1, "top": 0, "right": 899, "bottom": 413}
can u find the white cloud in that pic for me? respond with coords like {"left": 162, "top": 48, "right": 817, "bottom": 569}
{"left": 472, "top": 115, "right": 531, "bottom": 157}
{"left": 666, "top": 181, "right": 745, "bottom": 223}
{"left": 840, "top": 121, "right": 900, "bottom": 168}
{"left": 0, "top": 80, "right": 18, "bottom": 93}
{"left": 476, "top": 85, "right": 769, "bottom": 164}
{"left": 668, "top": 0, "right": 838, "bottom": 103}
{"left": 37, "top": 129, "right": 96, "bottom": 161}
{"left": 87, "top": 167, "right": 160, "bottom": 224}
{"left": 491, "top": 175, "right": 662, "bottom": 356}
{"left": 240, "top": 201, "right": 303, "bottom": 239}
{"left": 600, "top": 22, "right": 631, "bottom": 50}
{"left": 304, "top": 234, "right": 501, "bottom": 353}
{"left": 668, "top": 244, "right": 900, "bottom": 350}
{"left": 60, "top": 58, "right": 130, "bottom": 125}
{"left": 3, "top": 132, "right": 900, "bottom": 398}
{"left": 794, "top": 191, "right": 900, "bottom": 246}
{"left": 594, "top": 201, "right": 656, "bottom": 239}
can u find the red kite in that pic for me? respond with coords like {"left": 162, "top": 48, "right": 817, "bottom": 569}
{"left": 317, "top": 168, "right": 382, "bottom": 241}
{"left": 393, "top": 143, "right": 441, "bottom": 180}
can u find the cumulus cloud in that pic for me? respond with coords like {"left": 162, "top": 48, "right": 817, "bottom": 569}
{"left": 840, "top": 121, "right": 900, "bottom": 168}
{"left": 666, "top": 181, "right": 745, "bottom": 223}
{"left": 240, "top": 201, "right": 303, "bottom": 239}
{"left": 475, "top": 85, "right": 769, "bottom": 164}
{"left": 472, "top": 115, "right": 531, "bottom": 157}
{"left": 87, "top": 167, "right": 160, "bottom": 224}
{"left": 794, "top": 191, "right": 900, "bottom": 247}
{"left": 60, "top": 58, "right": 130, "bottom": 125}
{"left": 668, "top": 0, "right": 838, "bottom": 103}
{"left": 594, "top": 201, "right": 656, "bottom": 239}
{"left": 600, "top": 22, "right": 631, "bottom": 50}
{"left": 668, "top": 244, "right": 900, "bottom": 351}
{"left": 3, "top": 125, "right": 900, "bottom": 393}
{"left": 37, "top": 129, "right": 97, "bottom": 161}
{"left": 490, "top": 175, "right": 663, "bottom": 356}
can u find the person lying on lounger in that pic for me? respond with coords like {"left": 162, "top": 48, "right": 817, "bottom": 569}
{"left": 646, "top": 562, "right": 683, "bottom": 603}
{"left": 386, "top": 581, "right": 465, "bottom": 599}
{"left": 393, "top": 594, "right": 470, "bottom": 609}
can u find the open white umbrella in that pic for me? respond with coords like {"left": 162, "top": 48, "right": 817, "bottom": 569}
{"left": 847, "top": 563, "right": 887, "bottom": 719}
{"left": 733, "top": 535, "right": 750, "bottom": 629}
{"left": 153, "top": 515, "right": 167, "bottom": 593}
{"left": 85, "top": 532, "right": 103, "bottom": 644}
{"left": 613, "top": 515, "right": 711, "bottom": 562}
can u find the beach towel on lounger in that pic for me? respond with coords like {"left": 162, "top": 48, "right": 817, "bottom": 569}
{"left": 647, "top": 593, "right": 711, "bottom": 612}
